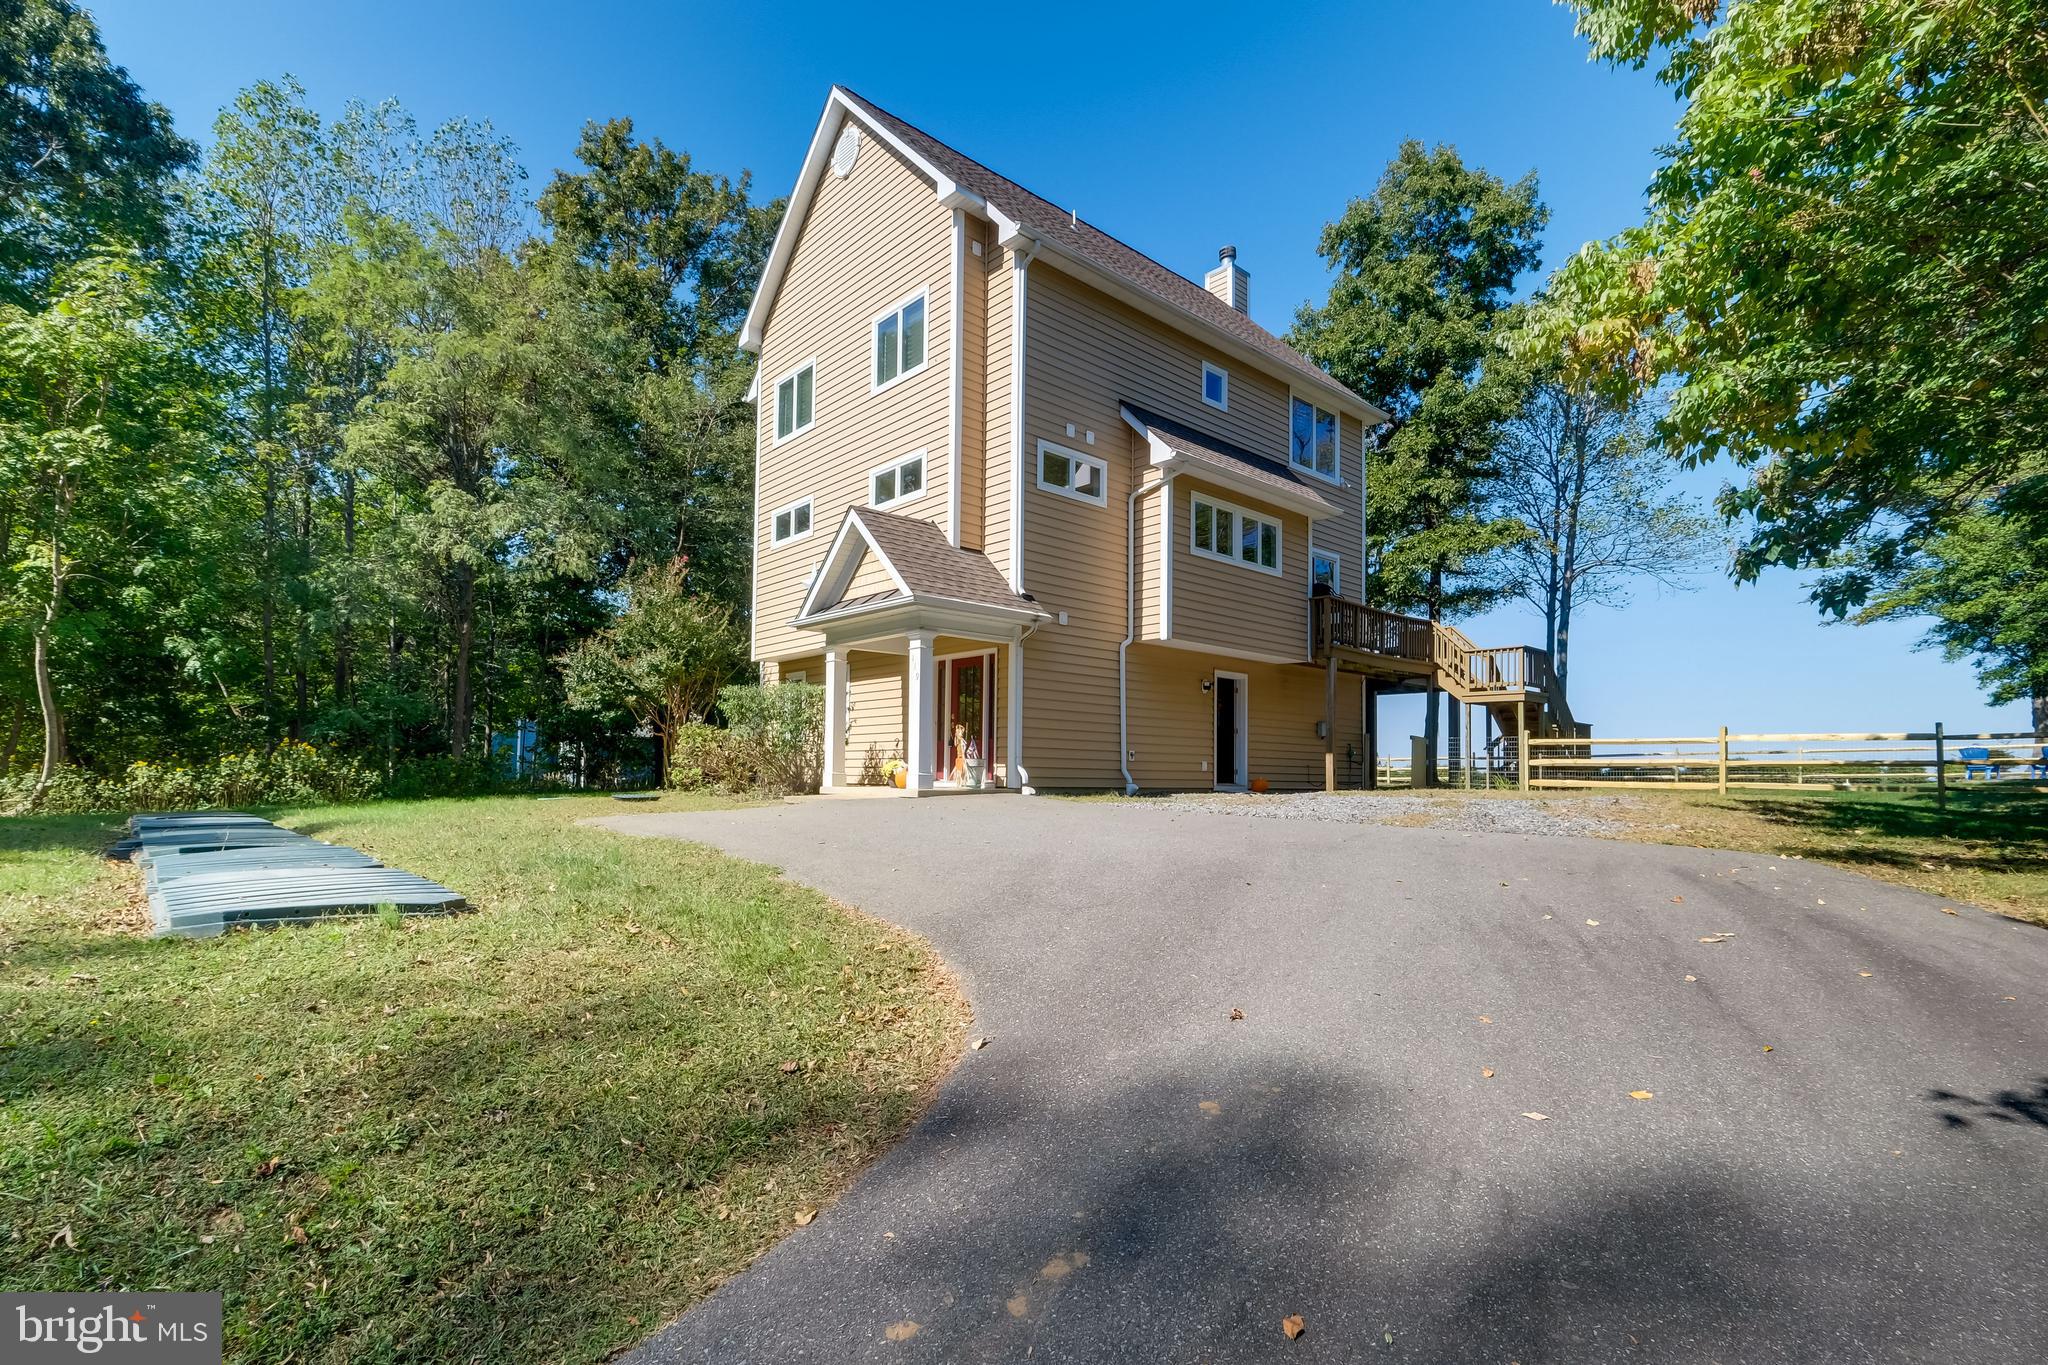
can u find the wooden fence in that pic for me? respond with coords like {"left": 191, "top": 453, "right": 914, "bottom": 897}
{"left": 1521, "top": 727, "right": 2048, "bottom": 802}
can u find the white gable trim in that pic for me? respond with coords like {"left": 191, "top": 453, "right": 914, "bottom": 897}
{"left": 741, "top": 89, "right": 984, "bottom": 355}
{"left": 795, "top": 508, "right": 913, "bottom": 622}
{"left": 1117, "top": 405, "right": 1335, "bottom": 522}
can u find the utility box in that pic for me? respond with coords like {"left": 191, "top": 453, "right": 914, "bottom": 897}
{"left": 1410, "top": 735, "right": 1431, "bottom": 788}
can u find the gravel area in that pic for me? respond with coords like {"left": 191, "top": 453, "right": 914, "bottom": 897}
{"left": 1145, "top": 789, "right": 1639, "bottom": 836}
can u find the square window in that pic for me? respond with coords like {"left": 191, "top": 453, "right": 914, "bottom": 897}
{"left": 873, "top": 292, "right": 929, "bottom": 391}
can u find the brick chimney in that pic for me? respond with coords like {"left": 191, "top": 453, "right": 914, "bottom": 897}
{"left": 1204, "top": 245, "right": 1249, "bottom": 314}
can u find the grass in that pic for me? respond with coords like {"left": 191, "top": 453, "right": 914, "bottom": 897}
{"left": 1598, "top": 784, "right": 2048, "bottom": 927}
{"left": 0, "top": 794, "right": 968, "bottom": 1363}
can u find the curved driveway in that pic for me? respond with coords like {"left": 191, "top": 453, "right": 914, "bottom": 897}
{"left": 601, "top": 797, "right": 2048, "bottom": 1364}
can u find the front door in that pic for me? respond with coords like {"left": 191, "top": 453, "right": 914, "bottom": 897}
{"left": 940, "top": 653, "right": 991, "bottom": 784}
{"left": 1215, "top": 675, "right": 1239, "bottom": 787}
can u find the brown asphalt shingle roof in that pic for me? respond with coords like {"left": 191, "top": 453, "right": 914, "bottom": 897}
{"left": 838, "top": 89, "right": 1376, "bottom": 416}
{"left": 1120, "top": 403, "right": 1337, "bottom": 514}
{"left": 798, "top": 508, "right": 1044, "bottom": 623}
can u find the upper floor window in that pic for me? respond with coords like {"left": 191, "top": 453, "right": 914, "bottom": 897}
{"left": 1191, "top": 492, "right": 1281, "bottom": 576}
{"left": 869, "top": 451, "right": 926, "bottom": 509}
{"left": 1202, "top": 361, "right": 1229, "bottom": 411}
{"left": 775, "top": 359, "right": 816, "bottom": 443}
{"left": 872, "top": 291, "right": 927, "bottom": 390}
{"left": 1037, "top": 440, "right": 1107, "bottom": 506}
{"left": 1290, "top": 396, "right": 1339, "bottom": 481}
{"left": 771, "top": 496, "right": 813, "bottom": 546}
{"left": 1312, "top": 550, "right": 1341, "bottom": 595}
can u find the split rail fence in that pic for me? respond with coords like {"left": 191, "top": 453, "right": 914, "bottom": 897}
{"left": 1520, "top": 726, "right": 2048, "bottom": 804}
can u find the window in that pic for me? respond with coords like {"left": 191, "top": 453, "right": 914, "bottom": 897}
{"left": 1036, "top": 440, "right": 1108, "bottom": 506}
{"left": 1290, "top": 395, "right": 1339, "bottom": 481}
{"left": 869, "top": 451, "right": 926, "bottom": 509}
{"left": 1202, "top": 361, "right": 1229, "bottom": 411}
{"left": 872, "top": 291, "right": 928, "bottom": 390}
{"left": 770, "top": 497, "right": 813, "bottom": 545}
{"left": 1312, "top": 550, "right": 1341, "bottom": 594}
{"left": 784, "top": 670, "right": 809, "bottom": 685}
{"left": 774, "top": 360, "right": 816, "bottom": 442}
{"left": 1191, "top": 492, "right": 1281, "bottom": 575}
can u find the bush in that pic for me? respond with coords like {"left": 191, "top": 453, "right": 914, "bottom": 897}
{"left": 1, "top": 743, "right": 381, "bottom": 814}
{"left": 668, "top": 722, "right": 749, "bottom": 792}
{"left": 716, "top": 682, "right": 824, "bottom": 795}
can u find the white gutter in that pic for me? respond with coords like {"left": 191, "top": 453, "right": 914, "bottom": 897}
{"left": 1119, "top": 474, "right": 1169, "bottom": 796}
{"left": 946, "top": 209, "right": 966, "bottom": 547}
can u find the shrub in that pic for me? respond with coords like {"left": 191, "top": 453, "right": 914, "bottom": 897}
{"left": 1, "top": 743, "right": 381, "bottom": 814}
{"left": 668, "top": 722, "right": 749, "bottom": 792}
{"left": 717, "top": 682, "right": 824, "bottom": 795}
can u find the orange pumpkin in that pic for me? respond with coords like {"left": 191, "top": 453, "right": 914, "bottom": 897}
{"left": 1249, "top": 777, "right": 1271, "bottom": 794}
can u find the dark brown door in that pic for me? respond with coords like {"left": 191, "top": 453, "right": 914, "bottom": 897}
{"left": 1215, "top": 676, "right": 1238, "bottom": 786}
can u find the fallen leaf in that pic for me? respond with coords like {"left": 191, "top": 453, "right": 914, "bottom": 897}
{"left": 1698, "top": 933, "right": 1736, "bottom": 944}
{"left": 1762, "top": 1045, "right": 1774, "bottom": 1052}
{"left": 1282, "top": 1314, "right": 1306, "bottom": 1340}
{"left": 289, "top": 1222, "right": 309, "bottom": 1246}
{"left": 1229, "top": 1008, "right": 1245, "bottom": 1021}
{"left": 2004, "top": 996, "right": 2018, "bottom": 1002}
{"left": 1006, "top": 1295, "right": 1029, "bottom": 1318}
{"left": 884, "top": 1321, "right": 920, "bottom": 1342}
{"left": 1198, "top": 1100, "right": 1221, "bottom": 1116}
{"left": 972, "top": 1036, "right": 990, "bottom": 1050}
{"left": 1628, "top": 1090, "right": 1654, "bottom": 1101}
{"left": 1940, "top": 907, "right": 1959, "bottom": 916}
{"left": 1670, "top": 896, "right": 1684, "bottom": 904}
{"left": 1858, "top": 971, "right": 1873, "bottom": 978}
{"left": 1585, "top": 919, "right": 1601, "bottom": 926}
{"left": 49, "top": 1225, "right": 76, "bottom": 1251}
{"left": 1521, "top": 1112, "right": 1549, "bottom": 1122}
{"left": 1477, "top": 1015, "right": 1492, "bottom": 1024}
{"left": 794, "top": 1209, "right": 816, "bottom": 1227}
{"left": 1481, "top": 1068, "right": 1495, "bottom": 1079}
{"left": 778, "top": 1060, "right": 799, "bottom": 1074}
{"left": 1684, "top": 975, "right": 1698, "bottom": 982}
{"left": 255, "top": 1156, "right": 281, "bottom": 1178}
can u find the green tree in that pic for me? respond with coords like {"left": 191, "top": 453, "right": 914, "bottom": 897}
{"left": 559, "top": 558, "right": 747, "bottom": 783}
{"left": 1535, "top": 0, "right": 2048, "bottom": 610}
{"left": 1486, "top": 377, "right": 1719, "bottom": 695}
{"left": 0, "top": 0, "right": 192, "bottom": 306}
{"left": 1292, "top": 140, "right": 1546, "bottom": 779}
{"left": 0, "top": 253, "right": 202, "bottom": 802}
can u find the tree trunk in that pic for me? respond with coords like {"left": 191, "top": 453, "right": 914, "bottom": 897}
{"left": 1423, "top": 564, "right": 1443, "bottom": 787}
{"left": 2034, "top": 677, "right": 2048, "bottom": 738}
{"left": 449, "top": 562, "right": 476, "bottom": 759}
{"left": 1, "top": 697, "right": 22, "bottom": 773}
{"left": 334, "top": 469, "right": 356, "bottom": 703}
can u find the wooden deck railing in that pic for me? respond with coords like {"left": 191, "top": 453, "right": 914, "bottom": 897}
{"left": 1315, "top": 596, "right": 1550, "bottom": 693}
{"left": 1312, "top": 595, "right": 1433, "bottom": 662}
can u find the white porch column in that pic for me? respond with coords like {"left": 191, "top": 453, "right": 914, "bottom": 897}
{"left": 821, "top": 646, "right": 847, "bottom": 792}
{"left": 905, "top": 630, "right": 936, "bottom": 795}
{"left": 1007, "top": 628, "right": 1030, "bottom": 794}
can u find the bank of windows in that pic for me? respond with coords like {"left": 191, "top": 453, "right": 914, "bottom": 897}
{"left": 1290, "top": 395, "right": 1339, "bottom": 481}
{"left": 774, "top": 359, "right": 816, "bottom": 443}
{"left": 1191, "top": 493, "right": 1281, "bottom": 576}
{"left": 869, "top": 451, "right": 926, "bottom": 509}
{"left": 771, "top": 496, "right": 813, "bottom": 546}
{"left": 872, "top": 291, "right": 928, "bottom": 390}
{"left": 1036, "top": 441, "right": 1107, "bottom": 506}
{"left": 1311, "top": 550, "right": 1341, "bottom": 595}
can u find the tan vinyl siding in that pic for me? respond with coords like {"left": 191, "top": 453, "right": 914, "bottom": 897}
{"left": 752, "top": 117, "right": 954, "bottom": 664}
{"left": 1169, "top": 476, "right": 1313, "bottom": 663}
{"left": 843, "top": 650, "right": 906, "bottom": 785}
{"left": 766, "top": 653, "right": 824, "bottom": 686}
{"left": 839, "top": 546, "right": 900, "bottom": 603}
{"left": 1134, "top": 469, "right": 1167, "bottom": 642}
{"left": 980, "top": 245, "right": 1017, "bottom": 578}
{"left": 959, "top": 218, "right": 989, "bottom": 552}
{"left": 1126, "top": 646, "right": 1369, "bottom": 792}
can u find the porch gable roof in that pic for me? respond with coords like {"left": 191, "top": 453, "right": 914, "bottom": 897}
{"left": 794, "top": 507, "right": 1047, "bottom": 631}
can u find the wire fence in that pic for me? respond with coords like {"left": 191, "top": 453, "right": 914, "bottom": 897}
{"left": 1522, "top": 728, "right": 2048, "bottom": 798}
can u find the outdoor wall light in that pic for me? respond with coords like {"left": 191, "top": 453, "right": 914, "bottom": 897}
{"left": 1201, "top": 678, "right": 1213, "bottom": 694}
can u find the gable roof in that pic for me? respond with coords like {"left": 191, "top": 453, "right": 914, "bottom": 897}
{"left": 1119, "top": 403, "right": 1337, "bottom": 520}
{"left": 741, "top": 88, "right": 1386, "bottom": 426}
{"left": 796, "top": 507, "right": 1047, "bottom": 628}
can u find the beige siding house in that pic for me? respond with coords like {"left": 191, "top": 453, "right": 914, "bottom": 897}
{"left": 744, "top": 88, "right": 1571, "bottom": 794}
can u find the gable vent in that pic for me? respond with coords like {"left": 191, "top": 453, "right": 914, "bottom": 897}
{"left": 831, "top": 125, "right": 861, "bottom": 178}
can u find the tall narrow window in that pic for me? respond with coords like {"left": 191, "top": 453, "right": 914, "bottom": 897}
{"left": 775, "top": 360, "right": 816, "bottom": 442}
{"left": 873, "top": 291, "right": 928, "bottom": 390}
{"left": 1290, "top": 396, "right": 1339, "bottom": 480}
{"left": 1312, "top": 551, "right": 1341, "bottom": 594}
{"left": 1202, "top": 361, "right": 1229, "bottom": 411}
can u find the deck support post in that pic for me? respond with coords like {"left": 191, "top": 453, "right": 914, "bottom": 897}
{"left": 1323, "top": 654, "right": 1337, "bottom": 792}
{"left": 822, "top": 646, "right": 847, "bottom": 791}
{"left": 1717, "top": 724, "right": 1729, "bottom": 795}
{"left": 1517, "top": 700, "right": 1529, "bottom": 793}
{"left": 1364, "top": 681, "right": 1378, "bottom": 790}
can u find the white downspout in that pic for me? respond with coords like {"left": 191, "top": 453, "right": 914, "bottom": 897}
{"left": 1119, "top": 472, "right": 1169, "bottom": 796}
{"left": 946, "top": 209, "right": 965, "bottom": 548}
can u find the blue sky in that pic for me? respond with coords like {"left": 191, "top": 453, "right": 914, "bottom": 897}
{"left": 86, "top": 0, "right": 2029, "bottom": 740}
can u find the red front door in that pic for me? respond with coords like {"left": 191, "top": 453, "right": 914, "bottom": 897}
{"left": 941, "top": 655, "right": 990, "bottom": 782}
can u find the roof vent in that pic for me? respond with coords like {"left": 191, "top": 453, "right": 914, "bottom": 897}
{"left": 831, "top": 125, "right": 861, "bottom": 178}
{"left": 1204, "top": 246, "right": 1249, "bottom": 314}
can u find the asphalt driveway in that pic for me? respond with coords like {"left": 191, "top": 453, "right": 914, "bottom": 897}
{"left": 598, "top": 796, "right": 2048, "bottom": 1364}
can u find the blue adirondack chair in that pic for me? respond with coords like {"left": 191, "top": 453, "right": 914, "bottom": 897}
{"left": 1958, "top": 746, "right": 1995, "bottom": 780}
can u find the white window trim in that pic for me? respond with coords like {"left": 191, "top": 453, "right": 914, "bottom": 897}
{"left": 772, "top": 357, "right": 818, "bottom": 445}
{"left": 870, "top": 288, "right": 930, "bottom": 394}
{"left": 1311, "top": 548, "right": 1342, "bottom": 595}
{"left": 1190, "top": 491, "right": 1283, "bottom": 577}
{"left": 784, "top": 670, "right": 809, "bottom": 684}
{"left": 868, "top": 450, "right": 928, "bottom": 511}
{"left": 1201, "top": 361, "right": 1229, "bottom": 412}
{"left": 769, "top": 495, "right": 814, "bottom": 547}
{"left": 1288, "top": 391, "right": 1343, "bottom": 485}
{"left": 1035, "top": 439, "right": 1109, "bottom": 507}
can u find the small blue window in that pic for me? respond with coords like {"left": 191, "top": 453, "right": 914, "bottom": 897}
{"left": 1202, "top": 361, "right": 1228, "bottom": 411}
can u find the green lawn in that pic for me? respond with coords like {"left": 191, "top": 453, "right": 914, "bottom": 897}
{"left": 0, "top": 794, "right": 967, "bottom": 1363}
{"left": 1604, "top": 784, "right": 2048, "bottom": 927}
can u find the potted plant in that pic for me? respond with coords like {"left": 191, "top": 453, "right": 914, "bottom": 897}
{"left": 882, "top": 758, "right": 907, "bottom": 789}
{"left": 965, "top": 736, "right": 984, "bottom": 790}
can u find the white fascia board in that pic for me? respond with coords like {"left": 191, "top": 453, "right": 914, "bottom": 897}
{"left": 1119, "top": 404, "right": 1336, "bottom": 522}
